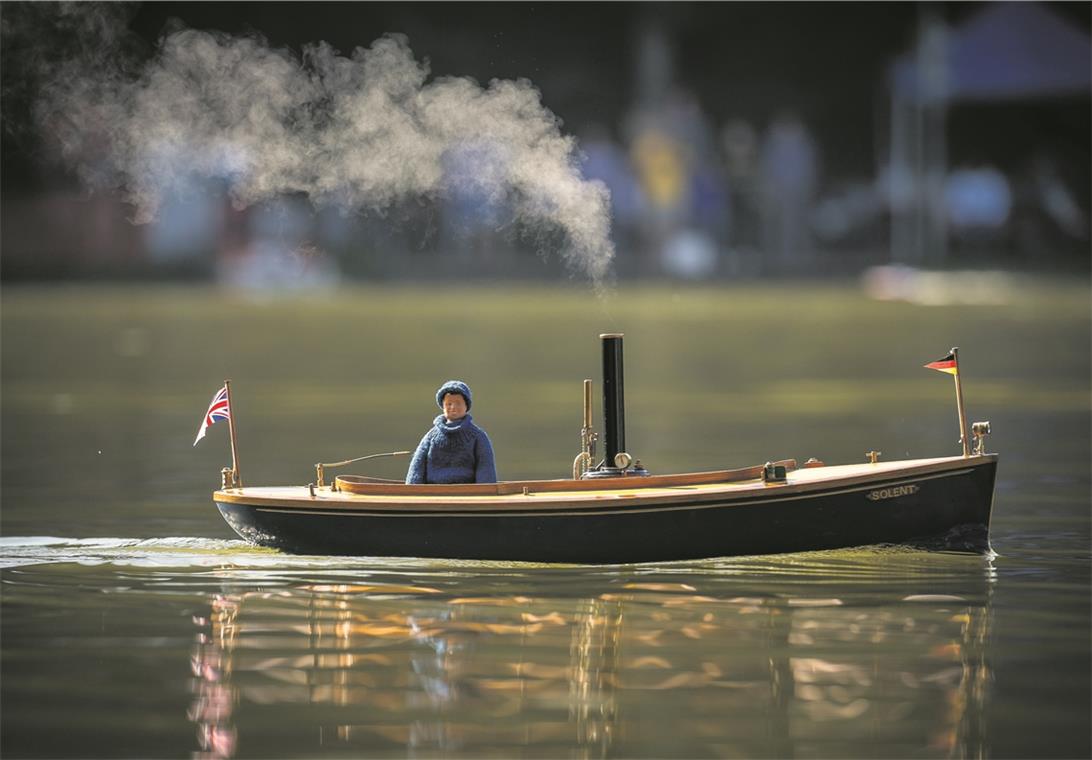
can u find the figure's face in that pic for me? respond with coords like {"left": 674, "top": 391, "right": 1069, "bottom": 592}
{"left": 442, "top": 393, "right": 467, "bottom": 421}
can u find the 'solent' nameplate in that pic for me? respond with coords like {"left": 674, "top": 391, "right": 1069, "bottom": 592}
{"left": 867, "top": 484, "right": 920, "bottom": 501}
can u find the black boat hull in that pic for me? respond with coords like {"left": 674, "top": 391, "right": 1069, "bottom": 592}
{"left": 215, "top": 457, "right": 997, "bottom": 563}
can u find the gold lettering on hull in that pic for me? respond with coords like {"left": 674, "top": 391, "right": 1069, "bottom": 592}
{"left": 866, "top": 484, "right": 921, "bottom": 501}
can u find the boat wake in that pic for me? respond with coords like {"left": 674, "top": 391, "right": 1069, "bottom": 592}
{"left": 0, "top": 534, "right": 997, "bottom": 574}
{"left": 0, "top": 536, "right": 288, "bottom": 569}
{"left": 0, "top": 536, "right": 579, "bottom": 572}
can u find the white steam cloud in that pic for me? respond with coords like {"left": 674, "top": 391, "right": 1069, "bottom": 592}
{"left": 23, "top": 7, "right": 614, "bottom": 283}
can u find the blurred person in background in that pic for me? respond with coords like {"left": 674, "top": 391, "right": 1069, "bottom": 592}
{"left": 758, "top": 110, "right": 819, "bottom": 273}
{"left": 943, "top": 164, "right": 1012, "bottom": 250}
{"left": 630, "top": 128, "right": 688, "bottom": 243}
{"left": 439, "top": 139, "right": 510, "bottom": 268}
{"left": 721, "top": 119, "right": 762, "bottom": 273}
{"left": 579, "top": 124, "right": 646, "bottom": 259}
{"left": 627, "top": 87, "right": 725, "bottom": 278}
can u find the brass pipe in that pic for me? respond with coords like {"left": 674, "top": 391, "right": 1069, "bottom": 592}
{"left": 315, "top": 450, "right": 411, "bottom": 488}
{"left": 573, "top": 451, "right": 593, "bottom": 480}
{"left": 320, "top": 450, "right": 412, "bottom": 469}
{"left": 583, "top": 379, "right": 593, "bottom": 428}
{"left": 574, "top": 379, "right": 598, "bottom": 479}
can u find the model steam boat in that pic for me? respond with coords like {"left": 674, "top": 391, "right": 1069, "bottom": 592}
{"left": 209, "top": 335, "right": 997, "bottom": 563}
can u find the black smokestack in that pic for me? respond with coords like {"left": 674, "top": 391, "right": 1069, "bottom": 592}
{"left": 600, "top": 333, "right": 625, "bottom": 466}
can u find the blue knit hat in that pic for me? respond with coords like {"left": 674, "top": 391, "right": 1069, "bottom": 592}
{"left": 436, "top": 380, "right": 472, "bottom": 410}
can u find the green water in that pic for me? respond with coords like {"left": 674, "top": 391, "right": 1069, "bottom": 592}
{"left": 2, "top": 281, "right": 1089, "bottom": 757}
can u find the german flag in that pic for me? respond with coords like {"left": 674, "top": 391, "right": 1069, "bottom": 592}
{"left": 924, "top": 352, "right": 958, "bottom": 375}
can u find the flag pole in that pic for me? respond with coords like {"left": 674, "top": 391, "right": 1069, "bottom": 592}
{"left": 224, "top": 379, "right": 243, "bottom": 487}
{"left": 951, "top": 347, "right": 970, "bottom": 458}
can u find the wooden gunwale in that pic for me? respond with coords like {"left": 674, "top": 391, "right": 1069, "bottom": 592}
{"left": 214, "top": 455, "right": 996, "bottom": 514}
{"left": 246, "top": 467, "right": 983, "bottom": 520}
{"left": 335, "top": 459, "right": 797, "bottom": 496}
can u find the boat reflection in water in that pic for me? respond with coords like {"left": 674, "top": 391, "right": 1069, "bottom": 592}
{"left": 188, "top": 555, "right": 994, "bottom": 758}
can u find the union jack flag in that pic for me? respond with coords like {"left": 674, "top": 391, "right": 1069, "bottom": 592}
{"left": 194, "top": 384, "right": 230, "bottom": 446}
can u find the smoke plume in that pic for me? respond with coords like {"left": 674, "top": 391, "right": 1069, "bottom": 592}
{"left": 9, "top": 4, "right": 614, "bottom": 283}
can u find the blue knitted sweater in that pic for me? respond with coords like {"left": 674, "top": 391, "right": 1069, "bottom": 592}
{"left": 405, "top": 414, "right": 498, "bottom": 484}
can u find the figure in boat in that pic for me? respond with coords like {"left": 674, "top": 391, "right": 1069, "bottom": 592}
{"left": 406, "top": 380, "right": 497, "bottom": 485}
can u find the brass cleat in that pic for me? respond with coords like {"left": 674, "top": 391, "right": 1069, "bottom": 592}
{"left": 971, "top": 421, "right": 991, "bottom": 455}
{"left": 763, "top": 462, "right": 788, "bottom": 484}
{"left": 867, "top": 451, "right": 882, "bottom": 464}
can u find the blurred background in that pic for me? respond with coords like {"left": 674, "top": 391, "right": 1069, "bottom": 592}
{"left": 2, "top": 10, "right": 1089, "bottom": 756}
{"left": 2, "top": 1, "right": 1089, "bottom": 286}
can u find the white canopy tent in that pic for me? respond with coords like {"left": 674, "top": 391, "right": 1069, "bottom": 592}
{"left": 887, "top": 2, "right": 1091, "bottom": 263}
